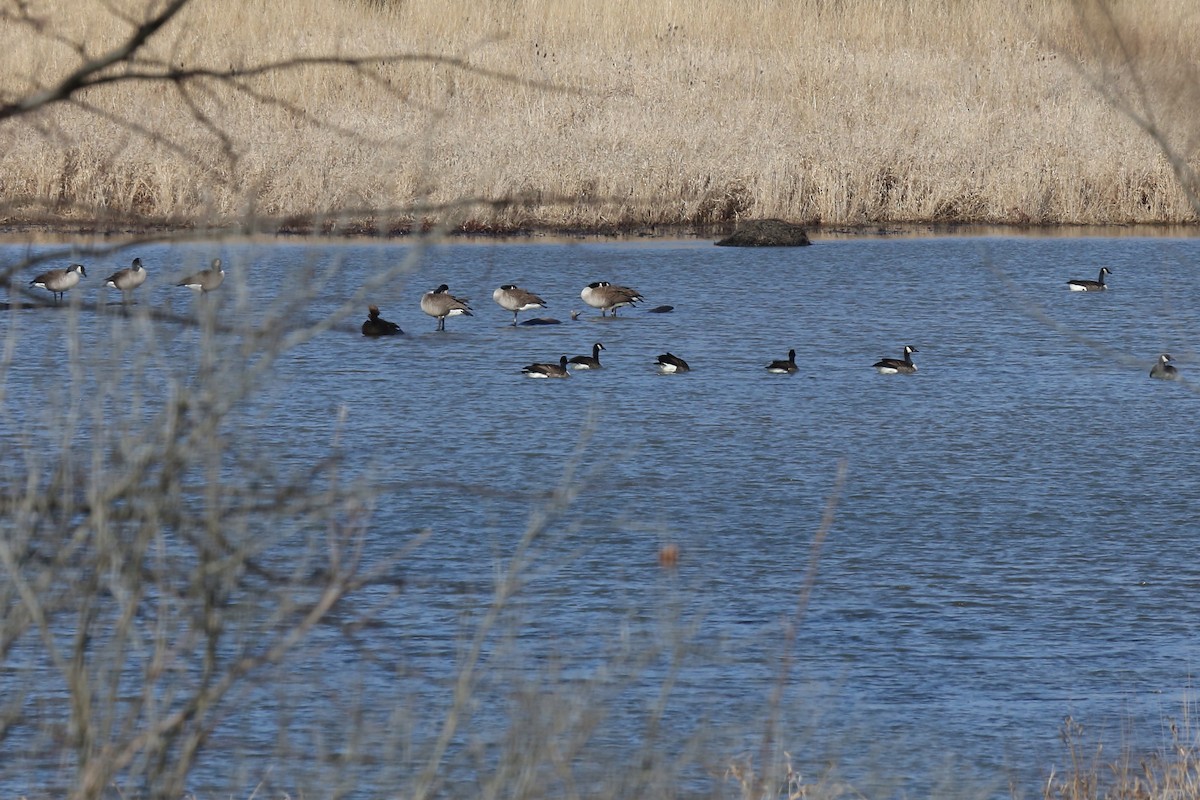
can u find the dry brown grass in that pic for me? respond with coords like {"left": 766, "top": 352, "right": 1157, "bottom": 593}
{"left": 0, "top": 0, "right": 1198, "bottom": 232}
{"left": 1044, "top": 714, "right": 1200, "bottom": 800}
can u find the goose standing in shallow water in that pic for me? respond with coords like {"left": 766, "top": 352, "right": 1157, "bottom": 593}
{"left": 1150, "top": 353, "right": 1179, "bottom": 380}
{"left": 30, "top": 263, "right": 86, "bottom": 304}
{"left": 873, "top": 345, "right": 918, "bottom": 374}
{"left": 766, "top": 349, "right": 799, "bottom": 374}
{"left": 656, "top": 352, "right": 690, "bottom": 373}
{"left": 420, "top": 284, "right": 473, "bottom": 331}
{"left": 1067, "top": 267, "right": 1111, "bottom": 292}
{"left": 581, "top": 281, "right": 644, "bottom": 317}
{"left": 178, "top": 258, "right": 225, "bottom": 293}
{"left": 104, "top": 257, "right": 147, "bottom": 304}
{"left": 492, "top": 284, "right": 547, "bottom": 326}
{"left": 522, "top": 355, "right": 571, "bottom": 378}
{"left": 568, "top": 342, "right": 605, "bottom": 370}
{"left": 362, "top": 305, "right": 402, "bottom": 336}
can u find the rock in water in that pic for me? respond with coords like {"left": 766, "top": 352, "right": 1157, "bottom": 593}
{"left": 715, "top": 218, "right": 811, "bottom": 247}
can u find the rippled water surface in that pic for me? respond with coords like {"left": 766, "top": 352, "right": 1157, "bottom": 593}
{"left": 5, "top": 234, "right": 1200, "bottom": 798}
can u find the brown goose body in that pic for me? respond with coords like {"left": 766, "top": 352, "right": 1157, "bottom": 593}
{"left": 1067, "top": 267, "right": 1111, "bottom": 292}
{"left": 30, "top": 263, "right": 86, "bottom": 304}
{"left": 178, "top": 258, "right": 225, "bottom": 293}
{"left": 492, "top": 284, "right": 547, "bottom": 326}
{"left": 420, "top": 284, "right": 473, "bottom": 331}
{"left": 105, "top": 257, "right": 147, "bottom": 302}
{"left": 522, "top": 355, "right": 571, "bottom": 378}
{"left": 581, "top": 281, "right": 643, "bottom": 317}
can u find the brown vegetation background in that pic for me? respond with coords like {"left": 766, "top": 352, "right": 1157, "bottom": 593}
{"left": 0, "top": 0, "right": 1198, "bottom": 232}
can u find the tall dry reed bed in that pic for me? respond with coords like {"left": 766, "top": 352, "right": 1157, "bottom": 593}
{"left": 0, "top": 0, "right": 1198, "bottom": 232}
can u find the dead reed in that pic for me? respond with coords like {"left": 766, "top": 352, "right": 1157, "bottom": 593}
{"left": 1044, "top": 714, "right": 1200, "bottom": 800}
{"left": 2, "top": 0, "right": 1200, "bottom": 231}
{"left": 0, "top": 0, "right": 1198, "bottom": 232}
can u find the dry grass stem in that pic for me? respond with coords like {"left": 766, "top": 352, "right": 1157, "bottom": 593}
{"left": 0, "top": 0, "right": 1198, "bottom": 232}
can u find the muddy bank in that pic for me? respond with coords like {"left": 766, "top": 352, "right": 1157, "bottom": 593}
{"left": 0, "top": 214, "right": 1198, "bottom": 245}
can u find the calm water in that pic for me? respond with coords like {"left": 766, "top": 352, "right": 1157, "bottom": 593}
{"left": 4, "top": 234, "right": 1200, "bottom": 798}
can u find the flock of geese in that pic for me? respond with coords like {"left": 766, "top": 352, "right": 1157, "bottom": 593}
{"left": 394, "top": 280, "right": 965, "bottom": 378}
{"left": 24, "top": 259, "right": 1179, "bottom": 381}
{"left": 399, "top": 279, "right": 703, "bottom": 376}
{"left": 28, "top": 257, "right": 225, "bottom": 304}
{"left": 394, "top": 266, "right": 1174, "bottom": 380}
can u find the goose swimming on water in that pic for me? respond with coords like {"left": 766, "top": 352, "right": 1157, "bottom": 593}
{"left": 522, "top": 355, "right": 571, "bottom": 378}
{"left": 656, "top": 352, "right": 690, "bottom": 373}
{"left": 568, "top": 342, "right": 605, "bottom": 370}
{"left": 766, "top": 349, "right": 799, "bottom": 374}
{"left": 1150, "top": 353, "right": 1179, "bottom": 380}
{"left": 1067, "top": 267, "right": 1111, "bottom": 292}
{"left": 873, "top": 345, "right": 918, "bottom": 374}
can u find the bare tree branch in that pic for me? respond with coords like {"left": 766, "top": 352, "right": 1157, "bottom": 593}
{"left": 1, "top": 0, "right": 191, "bottom": 119}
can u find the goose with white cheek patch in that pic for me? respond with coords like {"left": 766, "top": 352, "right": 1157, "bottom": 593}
{"left": 873, "top": 345, "right": 918, "bottom": 374}
{"left": 568, "top": 342, "right": 606, "bottom": 370}
{"left": 1150, "top": 353, "right": 1179, "bottom": 380}
{"left": 30, "top": 263, "right": 86, "bottom": 304}
{"left": 104, "top": 257, "right": 147, "bottom": 304}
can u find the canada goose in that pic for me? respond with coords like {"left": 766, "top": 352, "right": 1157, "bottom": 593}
{"left": 492, "top": 284, "right": 547, "bottom": 326}
{"left": 30, "top": 263, "right": 86, "bottom": 304}
{"left": 522, "top": 355, "right": 571, "bottom": 378}
{"left": 362, "top": 305, "right": 402, "bottom": 337}
{"left": 581, "top": 281, "right": 644, "bottom": 317}
{"left": 1067, "top": 267, "right": 1111, "bottom": 292}
{"left": 873, "top": 345, "right": 918, "bottom": 374}
{"left": 420, "top": 284, "right": 473, "bottom": 331}
{"left": 646, "top": 305, "right": 674, "bottom": 314}
{"left": 178, "top": 258, "right": 225, "bottom": 293}
{"left": 104, "top": 257, "right": 147, "bottom": 303}
{"left": 568, "top": 342, "right": 606, "bottom": 369}
{"left": 1150, "top": 353, "right": 1179, "bottom": 380}
{"left": 766, "top": 349, "right": 799, "bottom": 374}
{"left": 656, "top": 352, "right": 690, "bottom": 373}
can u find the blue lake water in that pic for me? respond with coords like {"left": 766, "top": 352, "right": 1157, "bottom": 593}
{"left": 3, "top": 233, "right": 1200, "bottom": 799}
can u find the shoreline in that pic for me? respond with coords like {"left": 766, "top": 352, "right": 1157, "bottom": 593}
{"left": 1, "top": 218, "right": 1199, "bottom": 246}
